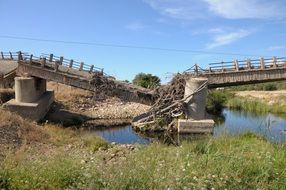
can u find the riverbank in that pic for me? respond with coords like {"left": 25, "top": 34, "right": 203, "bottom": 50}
{"left": 46, "top": 82, "right": 150, "bottom": 127}
{"left": 0, "top": 123, "right": 285, "bottom": 189}
{"left": 228, "top": 90, "right": 286, "bottom": 114}
{"left": 1, "top": 86, "right": 286, "bottom": 189}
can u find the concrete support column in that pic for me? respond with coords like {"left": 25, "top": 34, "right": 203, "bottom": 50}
{"left": 15, "top": 77, "right": 46, "bottom": 103}
{"left": 177, "top": 77, "right": 214, "bottom": 134}
{"left": 5, "top": 76, "right": 53, "bottom": 121}
{"left": 184, "top": 77, "right": 208, "bottom": 120}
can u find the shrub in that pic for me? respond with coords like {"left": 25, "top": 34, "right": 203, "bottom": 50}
{"left": 132, "top": 73, "right": 161, "bottom": 89}
{"left": 206, "top": 90, "right": 233, "bottom": 114}
{"left": 263, "top": 83, "right": 277, "bottom": 91}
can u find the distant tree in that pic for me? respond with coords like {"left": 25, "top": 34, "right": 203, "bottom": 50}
{"left": 132, "top": 73, "right": 161, "bottom": 89}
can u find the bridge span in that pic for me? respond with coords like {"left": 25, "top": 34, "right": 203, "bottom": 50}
{"left": 1, "top": 51, "right": 286, "bottom": 133}
{"left": 185, "top": 57, "right": 286, "bottom": 88}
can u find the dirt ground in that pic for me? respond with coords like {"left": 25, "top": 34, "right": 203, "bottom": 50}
{"left": 45, "top": 82, "right": 150, "bottom": 126}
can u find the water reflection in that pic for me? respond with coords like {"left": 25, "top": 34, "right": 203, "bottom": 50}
{"left": 93, "top": 125, "right": 150, "bottom": 144}
{"left": 93, "top": 109, "right": 286, "bottom": 144}
{"left": 214, "top": 109, "right": 286, "bottom": 143}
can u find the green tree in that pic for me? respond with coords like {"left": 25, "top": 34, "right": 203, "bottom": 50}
{"left": 132, "top": 73, "right": 161, "bottom": 89}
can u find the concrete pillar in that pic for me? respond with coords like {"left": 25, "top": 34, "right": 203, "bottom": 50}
{"left": 4, "top": 76, "right": 53, "bottom": 121}
{"left": 184, "top": 77, "right": 208, "bottom": 120}
{"left": 15, "top": 77, "right": 46, "bottom": 103}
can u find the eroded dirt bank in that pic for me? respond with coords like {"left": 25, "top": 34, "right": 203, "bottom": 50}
{"left": 46, "top": 82, "right": 150, "bottom": 127}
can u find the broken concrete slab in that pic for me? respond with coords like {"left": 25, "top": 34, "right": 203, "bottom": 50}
{"left": 178, "top": 119, "right": 215, "bottom": 134}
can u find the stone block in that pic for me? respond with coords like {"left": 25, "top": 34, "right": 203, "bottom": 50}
{"left": 178, "top": 119, "right": 215, "bottom": 134}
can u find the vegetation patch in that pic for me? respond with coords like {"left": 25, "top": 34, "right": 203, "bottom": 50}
{"left": 227, "top": 96, "right": 286, "bottom": 114}
{"left": 0, "top": 110, "right": 48, "bottom": 146}
{"left": 0, "top": 88, "right": 14, "bottom": 105}
{"left": 229, "top": 81, "right": 286, "bottom": 91}
{"left": 1, "top": 133, "right": 284, "bottom": 189}
{"left": 206, "top": 90, "right": 233, "bottom": 114}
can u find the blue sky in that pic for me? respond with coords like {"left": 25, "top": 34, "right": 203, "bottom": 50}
{"left": 0, "top": 0, "right": 286, "bottom": 83}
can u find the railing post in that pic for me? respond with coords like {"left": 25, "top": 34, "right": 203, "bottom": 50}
{"left": 89, "top": 65, "right": 94, "bottom": 73}
{"left": 260, "top": 57, "right": 265, "bottom": 69}
{"left": 29, "top": 54, "right": 33, "bottom": 65}
{"left": 54, "top": 61, "right": 59, "bottom": 72}
{"left": 79, "top": 62, "right": 84, "bottom": 71}
{"left": 247, "top": 59, "right": 251, "bottom": 70}
{"left": 18, "top": 51, "right": 23, "bottom": 61}
{"left": 49, "top": 54, "right": 54, "bottom": 62}
{"left": 41, "top": 57, "right": 46, "bottom": 68}
{"left": 272, "top": 56, "right": 277, "bottom": 68}
{"left": 59, "top": 56, "right": 64, "bottom": 65}
{"left": 194, "top": 64, "right": 199, "bottom": 75}
{"left": 69, "top": 59, "right": 73, "bottom": 68}
{"left": 9, "top": 52, "right": 13, "bottom": 60}
{"left": 234, "top": 60, "right": 239, "bottom": 71}
{"left": 1, "top": 52, "right": 4, "bottom": 59}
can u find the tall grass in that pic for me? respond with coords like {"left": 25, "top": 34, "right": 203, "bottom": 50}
{"left": 206, "top": 90, "right": 233, "bottom": 114}
{"left": 1, "top": 134, "right": 285, "bottom": 190}
{"left": 229, "top": 81, "right": 286, "bottom": 91}
{"left": 98, "top": 134, "right": 286, "bottom": 190}
{"left": 228, "top": 97, "right": 286, "bottom": 114}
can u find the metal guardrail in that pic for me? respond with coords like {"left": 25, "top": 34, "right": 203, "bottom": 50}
{"left": 185, "top": 57, "right": 286, "bottom": 75}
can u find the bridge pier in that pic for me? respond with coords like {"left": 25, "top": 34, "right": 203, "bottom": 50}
{"left": 178, "top": 77, "right": 214, "bottom": 134}
{"left": 3, "top": 76, "right": 54, "bottom": 121}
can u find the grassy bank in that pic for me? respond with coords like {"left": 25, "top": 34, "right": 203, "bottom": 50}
{"left": 229, "top": 81, "right": 286, "bottom": 91}
{"left": 207, "top": 89, "right": 286, "bottom": 115}
{"left": 0, "top": 133, "right": 285, "bottom": 189}
{"left": 227, "top": 97, "right": 286, "bottom": 114}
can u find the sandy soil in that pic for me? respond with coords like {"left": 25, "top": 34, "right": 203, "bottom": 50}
{"left": 46, "top": 82, "right": 150, "bottom": 126}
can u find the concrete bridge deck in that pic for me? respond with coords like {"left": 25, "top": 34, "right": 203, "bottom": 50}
{"left": 13, "top": 52, "right": 154, "bottom": 105}
{"left": 185, "top": 57, "right": 286, "bottom": 88}
{"left": 0, "top": 52, "right": 18, "bottom": 88}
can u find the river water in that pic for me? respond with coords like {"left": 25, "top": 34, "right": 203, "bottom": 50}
{"left": 94, "top": 109, "right": 286, "bottom": 144}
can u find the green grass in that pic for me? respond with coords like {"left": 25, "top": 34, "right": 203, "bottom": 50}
{"left": 229, "top": 81, "right": 286, "bottom": 91}
{"left": 1, "top": 133, "right": 285, "bottom": 190}
{"left": 206, "top": 89, "right": 286, "bottom": 115}
{"left": 206, "top": 90, "right": 234, "bottom": 114}
{"left": 227, "top": 97, "right": 286, "bottom": 114}
{"left": 99, "top": 134, "right": 286, "bottom": 190}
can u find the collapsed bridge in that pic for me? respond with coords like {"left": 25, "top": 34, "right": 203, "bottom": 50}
{"left": 1, "top": 51, "right": 286, "bottom": 133}
{"left": 0, "top": 51, "right": 154, "bottom": 121}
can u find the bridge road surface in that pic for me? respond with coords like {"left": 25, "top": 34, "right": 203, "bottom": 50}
{"left": 0, "top": 60, "right": 18, "bottom": 75}
{"left": 0, "top": 60, "right": 18, "bottom": 87}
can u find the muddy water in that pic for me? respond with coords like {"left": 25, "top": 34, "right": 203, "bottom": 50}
{"left": 93, "top": 109, "right": 286, "bottom": 144}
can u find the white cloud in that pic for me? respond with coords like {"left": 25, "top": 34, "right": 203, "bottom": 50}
{"left": 126, "top": 22, "right": 147, "bottom": 31}
{"left": 208, "top": 27, "right": 224, "bottom": 34}
{"left": 207, "top": 29, "right": 251, "bottom": 49}
{"left": 144, "top": 0, "right": 209, "bottom": 20}
{"left": 144, "top": 0, "right": 286, "bottom": 20}
{"left": 204, "top": 0, "right": 286, "bottom": 19}
{"left": 267, "top": 46, "right": 285, "bottom": 51}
